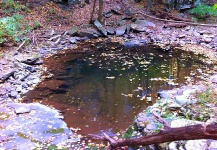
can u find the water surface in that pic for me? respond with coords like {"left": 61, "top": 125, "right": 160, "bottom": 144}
{"left": 25, "top": 40, "right": 213, "bottom": 135}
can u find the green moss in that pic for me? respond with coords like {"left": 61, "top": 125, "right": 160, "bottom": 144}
{"left": 17, "top": 132, "right": 38, "bottom": 143}
{"left": 47, "top": 145, "right": 68, "bottom": 150}
{"left": 0, "top": 14, "right": 23, "bottom": 44}
{"left": 197, "top": 89, "right": 217, "bottom": 104}
{"left": 122, "top": 123, "right": 138, "bottom": 138}
{"left": 17, "top": 132, "right": 29, "bottom": 139}
{"left": 44, "top": 128, "right": 65, "bottom": 134}
{"left": 0, "top": 0, "right": 22, "bottom": 13}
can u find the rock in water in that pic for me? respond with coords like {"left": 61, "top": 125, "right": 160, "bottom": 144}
{"left": 116, "top": 25, "right": 126, "bottom": 36}
{"left": 93, "top": 20, "right": 107, "bottom": 37}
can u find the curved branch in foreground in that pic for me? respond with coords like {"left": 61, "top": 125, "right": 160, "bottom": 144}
{"left": 107, "top": 123, "right": 217, "bottom": 149}
{"left": 130, "top": 8, "right": 217, "bottom": 27}
{"left": 89, "top": 113, "right": 217, "bottom": 149}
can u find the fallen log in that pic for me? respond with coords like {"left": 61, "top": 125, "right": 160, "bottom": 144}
{"left": 107, "top": 123, "right": 217, "bottom": 149}
{"left": 89, "top": 112, "right": 217, "bottom": 149}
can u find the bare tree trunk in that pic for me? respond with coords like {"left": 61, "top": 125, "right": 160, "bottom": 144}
{"left": 147, "top": 0, "right": 152, "bottom": 12}
{"left": 89, "top": 0, "right": 97, "bottom": 23}
{"left": 98, "top": 0, "right": 104, "bottom": 23}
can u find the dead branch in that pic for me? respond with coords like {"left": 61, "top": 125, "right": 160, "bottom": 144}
{"left": 164, "top": 23, "right": 188, "bottom": 28}
{"left": 130, "top": 8, "right": 217, "bottom": 27}
{"left": 152, "top": 111, "right": 170, "bottom": 130}
{"left": 106, "top": 123, "right": 217, "bottom": 149}
{"left": 16, "top": 40, "right": 26, "bottom": 52}
{"left": 88, "top": 112, "right": 217, "bottom": 149}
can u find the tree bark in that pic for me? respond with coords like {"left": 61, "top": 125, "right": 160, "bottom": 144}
{"left": 89, "top": 113, "right": 217, "bottom": 149}
{"left": 108, "top": 123, "right": 217, "bottom": 149}
{"left": 89, "top": 0, "right": 97, "bottom": 23}
{"left": 98, "top": 0, "right": 104, "bottom": 23}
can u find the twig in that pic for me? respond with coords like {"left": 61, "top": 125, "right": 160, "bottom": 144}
{"left": 152, "top": 111, "right": 171, "bottom": 130}
{"left": 16, "top": 40, "right": 26, "bottom": 52}
{"left": 103, "top": 133, "right": 116, "bottom": 144}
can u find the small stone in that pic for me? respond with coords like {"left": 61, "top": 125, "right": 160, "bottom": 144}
{"left": 16, "top": 86, "right": 23, "bottom": 93}
{"left": 169, "top": 142, "right": 178, "bottom": 150}
{"left": 208, "top": 140, "right": 217, "bottom": 150}
{"left": 168, "top": 103, "right": 181, "bottom": 111}
{"left": 84, "top": 0, "right": 90, "bottom": 4}
{"left": 139, "top": 39, "right": 146, "bottom": 43}
{"left": 202, "top": 37, "right": 212, "bottom": 43}
{"left": 24, "top": 65, "right": 36, "bottom": 72}
{"left": 170, "top": 119, "right": 202, "bottom": 128}
{"left": 21, "top": 89, "right": 28, "bottom": 94}
{"left": 68, "top": 26, "right": 78, "bottom": 36}
{"left": 32, "top": 78, "right": 40, "bottom": 84}
{"left": 107, "top": 28, "right": 115, "bottom": 35}
{"left": 178, "top": 34, "right": 185, "bottom": 38}
{"left": 210, "top": 74, "right": 217, "bottom": 83}
{"left": 193, "top": 31, "right": 200, "bottom": 37}
{"left": 124, "top": 40, "right": 140, "bottom": 47}
{"left": 103, "top": 11, "right": 113, "bottom": 18}
{"left": 116, "top": 25, "right": 126, "bottom": 36}
{"left": 15, "top": 106, "right": 31, "bottom": 114}
{"left": 0, "top": 69, "right": 15, "bottom": 81}
{"left": 94, "top": 20, "right": 107, "bottom": 37}
{"left": 10, "top": 90, "right": 18, "bottom": 98}
{"left": 185, "top": 140, "right": 208, "bottom": 150}
{"left": 69, "top": 37, "right": 77, "bottom": 44}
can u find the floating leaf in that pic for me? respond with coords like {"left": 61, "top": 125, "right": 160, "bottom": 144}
{"left": 106, "top": 76, "right": 115, "bottom": 79}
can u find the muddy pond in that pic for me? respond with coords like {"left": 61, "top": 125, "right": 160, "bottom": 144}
{"left": 24, "top": 40, "right": 213, "bottom": 135}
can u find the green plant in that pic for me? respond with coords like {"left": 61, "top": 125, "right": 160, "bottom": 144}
{"left": 190, "top": 4, "right": 217, "bottom": 19}
{"left": 122, "top": 123, "right": 138, "bottom": 138}
{"left": 0, "top": 0, "right": 22, "bottom": 13}
{"left": 33, "top": 21, "right": 41, "bottom": 29}
{"left": 0, "top": 14, "right": 23, "bottom": 44}
{"left": 196, "top": 89, "right": 217, "bottom": 104}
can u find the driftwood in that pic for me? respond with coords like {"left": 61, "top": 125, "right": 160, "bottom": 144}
{"left": 89, "top": 112, "right": 217, "bottom": 149}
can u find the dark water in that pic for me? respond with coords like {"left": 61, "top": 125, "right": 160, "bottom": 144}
{"left": 24, "top": 40, "right": 213, "bottom": 135}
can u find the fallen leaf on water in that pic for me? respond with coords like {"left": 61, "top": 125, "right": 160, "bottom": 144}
{"left": 106, "top": 76, "right": 115, "bottom": 79}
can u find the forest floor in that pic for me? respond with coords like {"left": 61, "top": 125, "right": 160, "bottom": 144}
{"left": 0, "top": 0, "right": 217, "bottom": 149}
